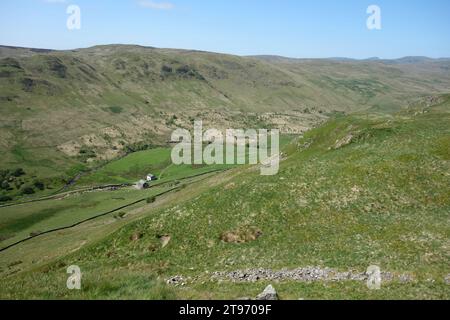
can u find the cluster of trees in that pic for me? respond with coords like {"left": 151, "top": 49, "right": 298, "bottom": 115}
{"left": 160, "top": 64, "right": 205, "bottom": 81}
{"left": 0, "top": 168, "right": 46, "bottom": 202}
{"left": 125, "top": 141, "right": 159, "bottom": 153}
{"left": 1, "top": 168, "right": 25, "bottom": 192}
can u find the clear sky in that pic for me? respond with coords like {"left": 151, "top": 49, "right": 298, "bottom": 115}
{"left": 0, "top": 0, "right": 449, "bottom": 59}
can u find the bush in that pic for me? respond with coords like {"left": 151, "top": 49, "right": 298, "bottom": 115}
{"left": 125, "top": 142, "right": 157, "bottom": 153}
{"left": 161, "top": 65, "right": 173, "bottom": 73}
{"left": 21, "top": 186, "right": 35, "bottom": 195}
{"left": 146, "top": 196, "right": 156, "bottom": 204}
{"left": 12, "top": 168, "right": 25, "bottom": 177}
{"left": 166, "top": 115, "right": 177, "bottom": 126}
{"left": 0, "top": 169, "right": 10, "bottom": 179}
{"left": 0, "top": 195, "right": 12, "bottom": 202}
{"left": 176, "top": 65, "right": 190, "bottom": 74}
{"left": 1, "top": 181, "right": 10, "bottom": 190}
{"left": 33, "top": 180, "right": 45, "bottom": 191}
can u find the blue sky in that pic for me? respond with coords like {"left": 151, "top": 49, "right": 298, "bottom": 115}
{"left": 0, "top": 0, "right": 449, "bottom": 59}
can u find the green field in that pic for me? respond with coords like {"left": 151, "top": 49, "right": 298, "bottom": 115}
{"left": 76, "top": 135, "right": 295, "bottom": 186}
{"left": 76, "top": 147, "right": 228, "bottom": 186}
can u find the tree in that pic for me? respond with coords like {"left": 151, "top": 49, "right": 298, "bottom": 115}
{"left": 0, "top": 195, "right": 12, "bottom": 202}
{"left": 21, "top": 186, "right": 35, "bottom": 195}
{"left": 161, "top": 65, "right": 173, "bottom": 73}
{"left": 12, "top": 168, "right": 25, "bottom": 177}
{"left": 34, "top": 181, "right": 45, "bottom": 191}
{"left": 0, "top": 169, "right": 10, "bottom": 179}
{"left": 1, "top": 181, "right": 10, "bottom": 190}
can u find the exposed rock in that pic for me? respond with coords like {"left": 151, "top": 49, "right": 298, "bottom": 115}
{"left": 167, "top": 275, "right": 185, "bottom": 286}
{"left": 212, "top": 267, "right": 412, "bottom": 283}
{"left": 159, "top": 235, "right": 171, "bottom": 248}
{"left": 333, "top": 134, "right": 354, "bottom": 149}
{"left": 256, "top": 285, "right": 278, "bottom": 300}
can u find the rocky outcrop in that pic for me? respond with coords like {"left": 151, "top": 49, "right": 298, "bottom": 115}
{"left": 256, "top": 285, "right": 278, "bottom": 300}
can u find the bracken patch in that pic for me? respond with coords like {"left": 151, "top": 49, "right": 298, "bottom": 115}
{"left": 220, "top": 226, "right": 263, "bottom": 244}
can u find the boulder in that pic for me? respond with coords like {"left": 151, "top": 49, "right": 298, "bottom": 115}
{"left": 256, "top": 284, "right": 278, "bottom": 300}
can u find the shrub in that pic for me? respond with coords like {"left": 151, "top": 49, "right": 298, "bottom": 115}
{"left": 1, "top": 181, "right": 10, "bottom": 190}
{"left": 176, "top": 65, "right": 190, "bottom": 74}
{"left": 21, "top": 186, "right": 35, "bottom": 195}
{"left": 12, "top": 168, "right": 25, "bottom": 177}
{"left": 0, "top": 169, "right": 10, "bottom": 179}
{"left": 146, "top": 196, "right": 156, "bottom": 204}
{"left": 125, "top": 142, "right": 157, "bottom": 153}
{"left": 0, "top": 195, "right": 12, "bottom": 202}
{"left": 166, "top": 115, "right": 178, "bottom": 126}
{"left": 33, "top": 180, "right": 45, "bottom": 190}
{"left": 161, "top": 65, "right": 173, "bottom": 73}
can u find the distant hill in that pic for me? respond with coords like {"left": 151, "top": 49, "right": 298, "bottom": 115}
{"left": 1, "top": 44, "right": 450, "bottom": 185}
{"left": 0, "top": 45, "right": 55, "bottom": 58}
{"left": 249, "top": 54, "right": 450, "bottom": 63}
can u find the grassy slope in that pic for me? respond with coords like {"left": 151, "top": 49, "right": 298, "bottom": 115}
{"left": 1, "top": 45, "right": 449, "bottom": 198}
{"left": 1, "top": 98, "right": 448, "bottom": 299}
{"left": 0, "top": 136, "right": 294, "bottom": 249}
{"left": 0, "top": 186, "right": 171, "bottom": 246}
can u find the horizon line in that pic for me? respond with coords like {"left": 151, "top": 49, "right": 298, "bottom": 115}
{"left": 1, "top": 43, "right": 449, "bottom": 61}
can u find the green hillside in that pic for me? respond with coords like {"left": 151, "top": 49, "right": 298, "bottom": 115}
{"left": 1, "top": 95, "right": 448, "bottom": 299}
{"left": 1, "top": 45, "right": 450, "bottom": 203}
